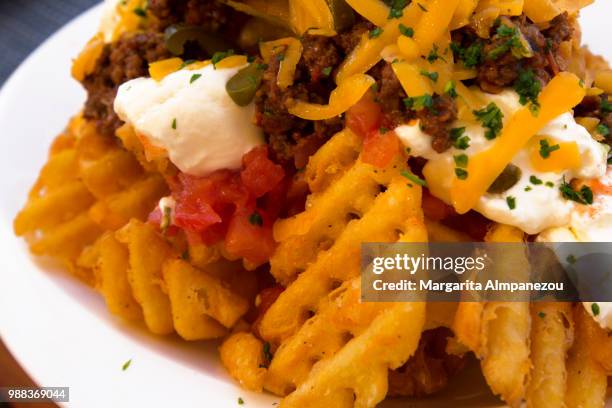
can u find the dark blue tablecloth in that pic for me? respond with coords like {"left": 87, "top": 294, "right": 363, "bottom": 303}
{"left": 0, "top": 0, "right": 99, "bottom": 85}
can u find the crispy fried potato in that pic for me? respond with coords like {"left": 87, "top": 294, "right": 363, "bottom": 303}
{"left": 220, "top": 332, "right": 268, "bottom": 392}
{"left": 527, "top": 302, "right": 574, "bottom": 408}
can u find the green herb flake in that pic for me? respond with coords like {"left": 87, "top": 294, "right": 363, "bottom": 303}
{"left": 238, "top": 397, "right": 245, "bottom": 405}
{"left": 321, "top": 66, "right": 333, "bottom": 76}
{"left": 473, "top": 103, "right": 504, "bottom": 140}
{"left": 591, "top": 303, "right": 600, "bottom": 316}
{"left": 403, "top": 94, "right": 434, "bottom": 111}
{"left": 401, "top": 170, "right": 427, "bottom": 187}
{"left": 539, "top": 139, "right": 561, "bottom": 159}
{"left": 601, "top": 98, "right": 612, "bottom": 113}
{"left": 545, "top": 181, "right": 554, "bottom": 188}
{"left": 596, "top": 123, "right": 610, "bottom": 137}
{"left": 454, "top": 154, "right": 469, "bottom": 168}
{"left": 249, "top": 212, "right": 263, "bottom": 226}
{"left": 122, "top": 359, "right": 132, "bottom": 371}
{"left": 506, "top": 196, "right": 516, "bottom": 210}
{"left": 427, "top": 45, "right": 446, "bottom": 63}
{"left": 387, "top": 0, "right": 408, "bottom": 19}
{"left": 133, "top": 7, "right": 147, "bottom": 17}
{"left": 566, "top": 254, "right": 577, "bottom": 264}
{"left": 444, "top": 80, "right": 457, "bottom": 98}
{"left": 450, "top": 127, "right": 470, "bottom": 150}
{"left": 455, "top": 168, "right": 469, "bottom": 180}
{"left": 399, "top": 24, "right": 414, "bottom": 37}
{"left": 369, "top": 27, "right": 383, "bottom": 38}
{"left": 559, "top": 178, "right": 594, "bottom": 205}
{"left": 171, "top": 118, "right": 177, "bottom": 130}
{"left": 514, "top": 69, "right": 541, "bottom": 114}
{"left": 211, "top": 49, "right": 235, "bottom": 67}
{"left": 538, "top": 311, "right": 546, "bottom": 319}
{"left": 263, "top": 342, "right": 273, "bottom": 363}
{"left": 524, "top": 186, "right": 532, "bottom": 192}
{"left": 451, "top": 42, "right": 483, "bottom": 68}
{"left": 180, "top": 59, "right": 196, "bottom": 69}
{"left": 420, "top": 70, "right": 439, "bottom": 83}
{"left": 529, "top": 175, "right": 543, "bottom": 185}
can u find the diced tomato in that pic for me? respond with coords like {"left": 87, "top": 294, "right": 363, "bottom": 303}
{"left": 155, "top": 146, "right": 286, "bottom": 266}
{"left": 361, "top": 130, "right": 400, "bottom": 169}
{"left": 422, "top": 190, "right": 456, "bottom": 221}
{"left": 225, "top": 206, "right": 277, "bottom": 266}
{"left": 346, "top": 92, "right": 383, "bottom": 138}
{"left": 241, "top": 146, "right": 284, "bottom": 198}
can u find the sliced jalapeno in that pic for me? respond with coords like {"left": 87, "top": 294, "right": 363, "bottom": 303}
{"left": 164, "top": 24, "right": 233, "bottom": 56}
{"left": 226, "top": 63, "right": 264, "bottom": 106}
{"left": 487, "top": 164, "right": 522, "bottom": 194}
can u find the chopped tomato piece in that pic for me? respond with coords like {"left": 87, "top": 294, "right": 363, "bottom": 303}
{"left": 361, "top": 130, "right": 400, "bottom": 168}
{"left": 225, "top": 207, "right": 277, "bottom": 266}
{"left": 241, "top": 146, "right": 284, "bottom": 198}
{"left": 346, "top": 92, "right": 383, "bottom": 138}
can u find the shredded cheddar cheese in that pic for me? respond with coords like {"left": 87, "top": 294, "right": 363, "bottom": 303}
{"left": 344, "top": 0, "right": 390, "bottom": 27}
{"left": 288, "top": 74, "right": 375, "bottom": 120}
{"left": 413, "top": 0, "right": 461, "bottom": 55}
{"left": 149, "top": 58, "right": 184, "bottom": 81}
{"left": 71, "top": 33, "right": 105, "bottom": 82}
{"left": 260, "top": 38, "right": 303, "bottom": 89}
{"left": 529, "top": 137, "right": 582, "bottom": 172}
{"left": 450, "top": 72, "right": 586, "bottom": 214}
{"left": 289, "top": 0, "right": 335, "bottom": 35}
{"left": 392, "top": 62, "right": 433, "bottom": 97}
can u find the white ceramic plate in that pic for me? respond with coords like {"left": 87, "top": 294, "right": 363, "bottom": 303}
{"left": 0, "top": 3, "right": 610, "bottom": 408}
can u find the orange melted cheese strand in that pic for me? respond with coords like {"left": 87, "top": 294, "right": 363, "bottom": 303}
{"left": 450, "top": 72, "right": 586, "bottom": 214}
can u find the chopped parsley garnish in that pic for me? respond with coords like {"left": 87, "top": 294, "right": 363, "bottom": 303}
{"left": 379, "top": 127, "right": 389, "bottom": 134}
{"left": 387, "top": 0, "right": 408, "bottom": 19}
{"left": 451, "top": 42, "right": 483, "bottom": 68}
{"left": 524, "top": 186, "right": 532, "bottom": 192}
{"left": 133, "top": 7, "right": 147, "bottom": 17}
{"left": 262, "top": 342, "right": 273, "bottom": 363}
{"left": 249, "top": 212, "right": 263, "bottom": 226}
{"left": 211, "top": 49, "right": 235, "bottom": 66}
{"left": 473, "top": 103, "right": 503, "bottom": 140}
{"left": 529, "top": 175, "right": 543, "bottom": 185}
{"left": 454, "top": 154, "right": 468, "bottom": 168}
{"left": 487, "top": 24, "right": 531, "bottom": 60}
{"left": 539, "top": 139, "right": 560, "bottom": 159}
{"left": 560, "top": 178, "right": 594, "bottom": 205}
{"left": 238, "top": 397, "right": 244, "bottom": 405}
{"left": 601, "top": 98, "right": 612, "bottom": 113}
{"left": 591, "top": 303, "right": 600, "bottom": 316}
{"left": 514, "top": 69, "right": 541, "bottom": 114}
{"left": 596, "top": 123, "right": 610, "bottom": 137}
{"left": 455, "top": 168, "right": 469, "bottom": 180}
{"left": 171, "top": 118, "right": 177, "bottom": 130}
{"left": 401, "top": 170, "right": 427, "bottom": 187}
{"left": 122, "top": 359, "right": 132, "bottom": 371}
{"left": 420, "top": 70, "right": 439, "bottom": 83}
{"left": 545, "top": 181, "right": 554, "bottom": 188}
{"left": 506, "top": 196, "right": 516, "bottom": 210}
{"left": 538, "top": 311, "right": 546, "bottom": 319}
{"left": 427, "top": 45, "right": 446, "bottom": 63}
{"left": 399, "top": 24, "right": 414, "bottom": 37}
{"left": 190, "top": 73, "right": 202, "bottom": 84}
{"left": 403, "top": 94, "right": 434, "bottom": 111}
{"left": 369, "top": 27, "right": 383, "bottom": 39}
{"left": 321, "top": 66, "right": 333, "bottom": 76}
{"left": 450, "top": 127, "right": 470, "bottom": 150}
{"left": 566, "top": 254, "right": 577, "bottom": 264}
{"left": 444, "top": 80, "right": 457, "bottom": 98}
{"left": 180, "top": 59, "right": 196, "bottom": 69}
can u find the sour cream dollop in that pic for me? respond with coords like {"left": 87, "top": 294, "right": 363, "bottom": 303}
{"left": 114, "top": 63, "right": 264, "bottom": 176}
{"left": 395, "top": 90, "right": 608, "bottom": 235}
{"left": 538, "top": 166, "right": 612, "bottom": 331}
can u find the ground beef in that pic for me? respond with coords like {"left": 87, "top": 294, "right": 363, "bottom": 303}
{"left": 148, "top": 0, "right": 235, "bottom": 32}
{"left": 388, "top": 328, "right": 466, "bottom": 398}
{"left": 370, "top": 62, "right": 410, "bottom": 127}
{"left": 255, "top": 35, "right": 345, "bottom": 168}
{"left": 575, "top": 94, "right": 612, "bottom": 147}
{"left": 82, "top": 32, "right": 171, "bottom": 137}
{"left": 455, "top": 13, "right": 574, "bottom": 94}
{"left": 416, "top": 95, "right": 458, "bottom": 153}
{"left": 333, "top": 19, "right": 374, "bottom": 54}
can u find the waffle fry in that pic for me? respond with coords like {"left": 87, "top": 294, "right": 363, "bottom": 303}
{"left": 527, "top": 303, "right": 574, "bottom": 408}
{"left": 565, "top": 306, "right": 608, "bottom": 408}
{"left": 219, "top": 332, "right": 268, "bottom": 392}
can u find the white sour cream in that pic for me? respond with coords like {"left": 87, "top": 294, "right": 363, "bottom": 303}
{"left": 395, "top": 90, "right": 608, "bottom": 235}
{"left": 114, "top": 63, "right": 264, "bottom": 176}
{"left": 99, "top": 0, "right": 121, "bottom": 42}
